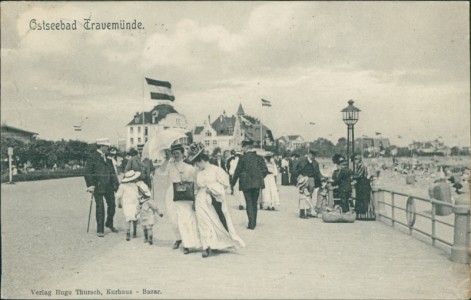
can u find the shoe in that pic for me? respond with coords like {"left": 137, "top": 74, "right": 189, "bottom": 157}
{"left": 247, "top": 226, "right": 255, "bottom": 230}
{"left": 97, "top": 232, "right": 104, "bottom": 238}
{"left": 271, "top": 207, "right": 276, "bottom": 211}
{"left": 238, "top": 205, "right": 244, "bottom": 210}
{"left": 202, "top": 248, "right": 212, "bottom": 258}
{"left": 126, "top": 232, "right": 130, "bottom": 241}
{"left": 183, "top": 248, "right": 190, "bottom": 254}
{"left": 173, "top": 240, "right": 182, "bottom": 249}
{"left": 106, "top": 225, "right": 119, "bottom": 233}
{"left": 148, "top": 235, "right": 153, "bottom": 245}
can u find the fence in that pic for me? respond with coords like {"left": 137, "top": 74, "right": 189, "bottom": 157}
{"left": 372, "top": 186, "right": 470, "bottom": 264}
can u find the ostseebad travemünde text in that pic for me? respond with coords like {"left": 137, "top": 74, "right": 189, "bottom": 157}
{"left": 29, "top": 18, "right": 144, "bottom": 31}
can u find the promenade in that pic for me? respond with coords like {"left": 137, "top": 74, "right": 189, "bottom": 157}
{"left": 1, "top": 175, "right": 469, "bottom": 299}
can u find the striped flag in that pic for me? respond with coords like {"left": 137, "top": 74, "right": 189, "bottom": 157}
{"left": 261, "top": 99, "right": 271, "bottom": 107}
{"left": 145, "top": 77, "right": 175, "bottom": 101}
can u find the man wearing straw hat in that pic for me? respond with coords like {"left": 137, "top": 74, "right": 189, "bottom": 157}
{"left": 84, "top": 138, "right": 120, "bottom": 237}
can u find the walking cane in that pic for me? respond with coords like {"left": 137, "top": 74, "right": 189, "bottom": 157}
{"left": 87, "top": 193, "right": 94, "bottom": 233}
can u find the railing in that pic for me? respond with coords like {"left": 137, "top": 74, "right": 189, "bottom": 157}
{"left": 372, "top": 186, "right": 470, "bottom": 264}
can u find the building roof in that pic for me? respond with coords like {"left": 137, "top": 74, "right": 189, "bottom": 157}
{"left": 194, "top": 126, "right": 204, "bottom": 135}
{"left": 1, "top": 124, "right": 38, "bottom": 136}
{"left": 127, "top": 104, "right": 178, "bottom": 126}
{"left": 236, "top": 103, "right": 245, "bottom": 115}
{"left": 212, "top": 114, "right": 236, "bottom": 136}
{"left": 287, "top": 135, "right": 302, "bottom": 141}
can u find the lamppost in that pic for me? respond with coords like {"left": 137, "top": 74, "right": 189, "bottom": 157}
{"left": 341, "top": 100, "right": 361, "bottom": 169}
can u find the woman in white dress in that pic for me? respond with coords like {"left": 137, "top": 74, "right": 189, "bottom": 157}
{"left": 157, "top": 144, "right": 201, "bottom": 254}
{"left": 262, "top": 154, "right": 280, "bottom": 211}
{"left": 188, "top": 143, "right": 245, "bottom": 258}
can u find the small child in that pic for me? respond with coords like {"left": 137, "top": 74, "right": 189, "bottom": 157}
{"left": 314, "top": 177, "right": 329, "bottom": 215}
{"left": 297, "top": 176, "right": 312, "bottom": 219}
{"left": 136, "top": 191, "right": 163, "bottom": 245}
{"left": 116, "top": 170, "right": 149, "bottom": 241}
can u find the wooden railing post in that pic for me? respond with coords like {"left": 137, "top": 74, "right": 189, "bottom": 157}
{"left": 451, "top": 194, "right": 470, "bottom": 264}
{"left": 371, "top": 184, "right": 384, "bottom": 221}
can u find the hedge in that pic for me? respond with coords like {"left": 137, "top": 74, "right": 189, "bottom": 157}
{"left": 1, "top": 168, "right": 86, "bottom": 183}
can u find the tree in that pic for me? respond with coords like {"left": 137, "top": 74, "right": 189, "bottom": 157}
{"left": 310, "top": 138, "right": 335, "bottom": 158}
{"left": 334, "top": 137, "right": 347, "bottom": 156}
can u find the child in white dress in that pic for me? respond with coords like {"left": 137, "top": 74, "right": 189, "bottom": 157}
{"left": 116, "top": 170, "right": 151, "bottom": 241}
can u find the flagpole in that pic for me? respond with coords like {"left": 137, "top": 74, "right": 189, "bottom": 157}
{"left": 260, "top": 99, "right": 263, "bottom": 150}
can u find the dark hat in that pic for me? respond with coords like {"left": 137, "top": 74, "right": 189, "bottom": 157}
{"left": 338, "top": 156, "right": 347, "bottom": 164}
{"left": 241, "top": 139, "right": 254, "bottom": 147}
{"left": 187, "top": 142, "right": 205, "bottom": 162}
{"left": 332, "top": 154, "right": 343, "bottom": 165}
{"left": 170, "top": 143, "right": 184, "bottom": 153}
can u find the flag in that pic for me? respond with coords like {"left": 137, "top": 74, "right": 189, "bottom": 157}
{"left": 375, "top": 132, "right": 382, "bottom": 135}
{"left": 73, "top": 125, "right": 82, "bottom": 131}
{"left": 145, "top": 77, "right": 175, "bottom": 101}
{"left": 261, "top": 99, "right": 271, "bottom": 107}
{"left": 309, "top": 122, "right": 316, "bottom": 125}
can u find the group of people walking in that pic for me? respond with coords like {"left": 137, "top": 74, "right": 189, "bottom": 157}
{"left": 84, "top": 137, "right": 375, "bottom": 259}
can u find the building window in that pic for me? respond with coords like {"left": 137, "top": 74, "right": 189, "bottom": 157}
{"left": 228, "top": 128, "right": 234, "bottom": 135}
{"left": 206, "top": 131, "right": 212, "bottom": 137}
{"left": 145, "top": 127, "right": 148, "bottom": 136}
{"left": 138, "top": 137, "right": 141, "bottom": 144}
{"left": 205, "top": 140, "right": 210, "bottom": 146}
{"left": 213, "top": 140, "right": 218, "bottom": 146}
{"left": 130, "top": 127, "right": 134, "bottom": 134}
{"left": 138, "top": 127, "right": 141, "bottom": 134}
{"left": 130, "top": 138, "right": 134, "bottom": 145}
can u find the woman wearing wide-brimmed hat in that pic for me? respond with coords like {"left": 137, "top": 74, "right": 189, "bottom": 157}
{"left": 188, "top": 142, "right": 245, "bottom": 258}
{"left": 158, "top": 143, "right": 201, "bottom": 254}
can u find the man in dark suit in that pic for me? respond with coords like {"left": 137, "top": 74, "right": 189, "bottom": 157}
{"left": 210, "top": 150, "right": 226, "bottom": 172}
{"left": 231, "top": 140, "right": 268, "bottom": 230}
{"left": 84, "top": 138, "right": 120, "bottom": 237}
{"left": 296, "top": 150, "right": 324, "bottom": 215}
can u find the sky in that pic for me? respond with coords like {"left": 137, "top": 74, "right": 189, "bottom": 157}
{"left": 1, "top": 1, "right": 469, "bottom": 147}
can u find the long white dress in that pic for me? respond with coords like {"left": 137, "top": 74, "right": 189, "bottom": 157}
{"left": 195, "top": 164, "right": 245, "bottom": 250}
{"left": 262, "top": 161, "right": 280, "bottom": 209}
{"left": 159, "top": 160, "right": 202, "bottom": 249}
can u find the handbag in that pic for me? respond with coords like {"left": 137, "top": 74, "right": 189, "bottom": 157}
{"left": 173, "top": 181, "right": 195, "bottom": 201}
{"left": 172, "top": 163, "right": 195, "bottom": 201}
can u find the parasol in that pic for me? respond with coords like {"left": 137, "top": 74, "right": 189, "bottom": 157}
{"left": 141, "top": 128, "right": 187, "bottom": 161}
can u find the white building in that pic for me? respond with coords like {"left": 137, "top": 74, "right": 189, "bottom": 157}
{"left": 192, "top": 104, "right": 274, "bottom": 153}
{"left": 126, "top": 104, "right": 188, "bottom": 151}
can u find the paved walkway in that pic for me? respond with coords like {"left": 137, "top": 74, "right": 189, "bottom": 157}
{"left": 1, "top": 176, "right": 469, "bottom": 299}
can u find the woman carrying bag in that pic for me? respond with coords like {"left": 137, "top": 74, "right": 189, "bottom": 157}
{"left": 157, "top": 143, "right": 201, "bottom": 254}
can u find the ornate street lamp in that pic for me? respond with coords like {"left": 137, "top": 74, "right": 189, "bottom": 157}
{"left": 341, "top": 100, "right": 360, "bottom": 169}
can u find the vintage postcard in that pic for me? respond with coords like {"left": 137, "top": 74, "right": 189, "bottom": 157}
{"left": 1, "top": 1, "right": 470, "bottom": 299}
